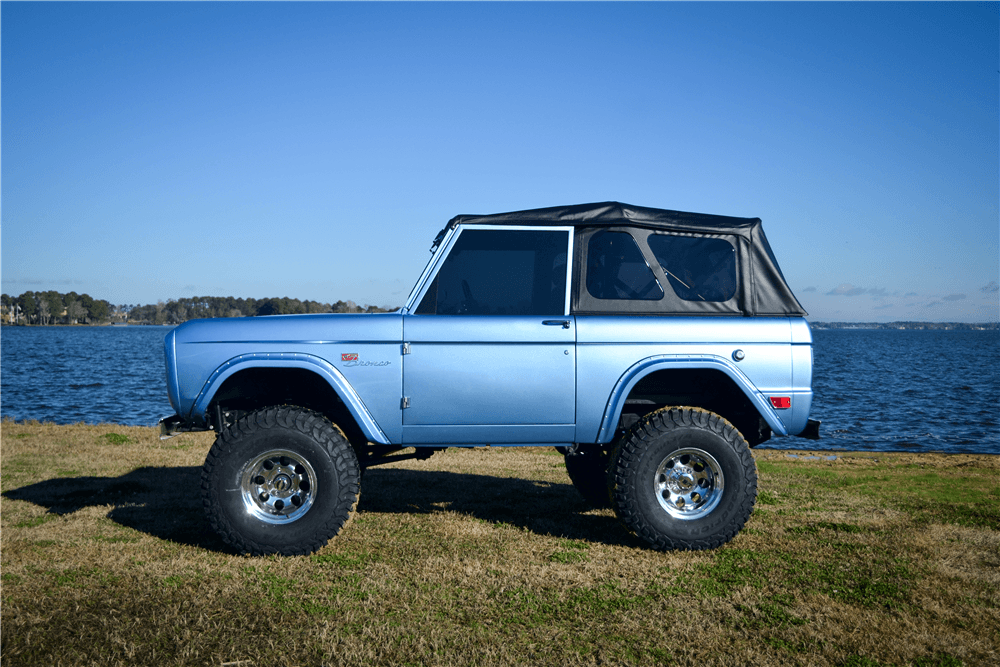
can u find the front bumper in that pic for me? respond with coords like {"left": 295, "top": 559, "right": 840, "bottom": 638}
{"left": 158, "top": 414, "right": 204, "bottom": 440}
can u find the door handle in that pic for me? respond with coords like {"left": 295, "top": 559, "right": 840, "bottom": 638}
{"left": 542, "top": 320, "right": 571, "bottom": 329}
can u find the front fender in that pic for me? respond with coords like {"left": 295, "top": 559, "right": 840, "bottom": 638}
{"left": 596, "top": 354, "right": 788, "bottom": 442}
{"left": 190, "top": 352, "right": 390, "bottom": 445}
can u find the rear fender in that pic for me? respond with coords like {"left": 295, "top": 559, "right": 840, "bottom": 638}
{"left": 190, "top": 352, "right": 390, "bottom": 445}
{"left": 596, "top": 354, "right": 788, "bottom": 442}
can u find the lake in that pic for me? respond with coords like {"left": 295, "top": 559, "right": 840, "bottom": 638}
{"left": 1, "top": 326, "right": 174, "bottom": 427}
{"left": 1, "top": 325, "right": 997, "bottom": 454}
{"left": 806, "top": 328, "right": 998, "bottom": 455}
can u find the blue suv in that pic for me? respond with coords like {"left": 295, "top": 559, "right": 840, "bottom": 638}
{"left": 161, "top": 202, "right": 819, "bottom": 556}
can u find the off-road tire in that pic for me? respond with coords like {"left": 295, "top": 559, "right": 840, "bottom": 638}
{"left": 202, "top": 406, "right": 360, "bottom": 556}
{"left": 609, "top": 406, "right": 756, "bottom": 551}
{"left": 564, "top": 445, "right": 613, "bottom": 508}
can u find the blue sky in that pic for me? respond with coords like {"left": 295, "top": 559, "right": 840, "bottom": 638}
{"left": 2, "top": 2, "right": 997, "bottom": 322}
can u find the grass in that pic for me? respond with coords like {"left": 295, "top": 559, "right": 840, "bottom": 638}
{"left": 1, "top": 420, "right": 998, "bottom": 666}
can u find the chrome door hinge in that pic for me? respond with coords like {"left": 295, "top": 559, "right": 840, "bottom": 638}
{"left": 401, "top": 397, "right": 410, "bottom": 409}
{"left": 402, "top": 342, "right": 411, "bottom": 355}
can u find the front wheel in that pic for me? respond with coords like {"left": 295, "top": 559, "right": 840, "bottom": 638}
{"left": 609, "top": 407, "right": 757, "bottom": 551}
{"left": 201, "top": 406, "right": 360, "bottom": 556}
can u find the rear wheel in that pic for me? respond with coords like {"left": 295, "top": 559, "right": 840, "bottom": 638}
{"left": 202, "top": 406, "right": 360, "bottom": 556}
{"left": 609, "top": 407, "right": 756, "bottom": 551}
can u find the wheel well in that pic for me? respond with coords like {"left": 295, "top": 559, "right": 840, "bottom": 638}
{"left": 206, "top": 367, "right": 368, "bottom": 448}
{"left": 619, "top": 368, "right": 771, "bottom": 446}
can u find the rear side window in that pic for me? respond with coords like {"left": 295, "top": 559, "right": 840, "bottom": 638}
{"left": 586, "top": 231, "right": 663, "bottom": 301}
{"left": 416, "top": 229, "right": 567, "bottom": 315}
{"left": 647, "top": 235, "right": 736, "bottom": 302}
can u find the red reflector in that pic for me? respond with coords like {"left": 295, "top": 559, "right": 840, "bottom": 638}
{"left": 770, "top": 396, "right": 791, "bottom": 409}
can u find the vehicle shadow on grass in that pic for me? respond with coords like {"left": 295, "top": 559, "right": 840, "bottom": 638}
{"left": 1, "top": 466, "right": 229, "bottom": 552}
{"left": 2, "top": 466, "right": 638, "bottom": 553}
{"left": 359, "top": 467, "right": 637, "bottom": 547}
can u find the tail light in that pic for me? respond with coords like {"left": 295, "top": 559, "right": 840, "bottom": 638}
{"left": 769, "top": 396, "right": 791, "bottom": 409}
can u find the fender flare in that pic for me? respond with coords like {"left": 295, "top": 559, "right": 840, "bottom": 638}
{"left": 189, "top": 352, "right": 390, "bottom": 445}
{"left": 595, "top": 354, "right": 788, "bottom": 442}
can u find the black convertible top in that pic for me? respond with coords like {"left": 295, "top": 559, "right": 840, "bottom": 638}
{"left": 447, "top": 201, "right": 760, "bottom": 234}
{"left": 444, "top": 202, "right": 807, "bottom": 317}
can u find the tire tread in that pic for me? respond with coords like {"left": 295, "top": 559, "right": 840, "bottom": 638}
{"left": 609, "top": 406, "right": 757, "bottom": 551}
{"left": 201, "top": 406, "right": 360, "bottom": 556}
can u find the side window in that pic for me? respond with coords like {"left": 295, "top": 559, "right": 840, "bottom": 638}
{"left": 647, "top": 235, "right": 737, "bottom": 302}
{"left": 586, "top": 230, "right": 663, "bottom": 300}
{"left": 416, "top": 229, "right": 567, "bottom": 316}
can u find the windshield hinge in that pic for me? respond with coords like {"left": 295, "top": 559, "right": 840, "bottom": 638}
{"left": 401, "top": 397, "right": 410, "bottom": 409}
{"left": 429, "top": 228, "right": 447, "bottom": 253}
{"left": 402, "top": 342, "right": 411, "bottom": 355}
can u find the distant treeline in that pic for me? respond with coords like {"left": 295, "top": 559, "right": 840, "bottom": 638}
{"left": 811, "top": 321, "right": 998, "bottom": 330}
{"left": 1, "top": 291, "right": 397, "bottom": 326}
{"left": 4, "top": 292, "right": 994, "bottom": 329}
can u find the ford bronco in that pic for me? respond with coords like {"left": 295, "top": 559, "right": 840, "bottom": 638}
{"left": 160, "top": 202, "right": 819, "bottom": 556}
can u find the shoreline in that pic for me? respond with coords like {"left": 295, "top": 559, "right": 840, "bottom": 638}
{"left": 4, "top": 320, "right": 998, "bottom": 329}
{"left": 2, "top": 419, "right": 997, "bottom": 464}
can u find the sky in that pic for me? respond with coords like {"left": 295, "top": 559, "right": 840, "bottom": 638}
{"left": 2, "top": 1, "right": 997, "bottom": 322}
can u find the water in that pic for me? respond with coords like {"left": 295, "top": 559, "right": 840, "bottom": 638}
{"left": 1, "top": 326, "right": 173, "bottom": 426}
{"left": 1, "top": 326, "right": 997, "bottom": 454}
{"left": 794, "top": 329, "right": 999, "bottom": 455}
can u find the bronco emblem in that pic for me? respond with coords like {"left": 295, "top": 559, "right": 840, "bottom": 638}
{"left": 341, "top": 353, "right": 358, "bottom": 362}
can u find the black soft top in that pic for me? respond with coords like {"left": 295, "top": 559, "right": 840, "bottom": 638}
{"left": 447, "top": 201, "right": 760, "bottom": 234}
{"left": 445, "top": 202, "right": 807, "bottom": 317}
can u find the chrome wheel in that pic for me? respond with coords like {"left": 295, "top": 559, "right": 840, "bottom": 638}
{"left": 240, "top": 449, "right": 317, "bottom": 524}
{"left": 610, "top": 408, "right": 756, "bottom": 551}
{"left": 654, "top": 447, "right": 724, "bottom": 520}
{"left": 204, "top": 407, "right": 360, "bottom": 556}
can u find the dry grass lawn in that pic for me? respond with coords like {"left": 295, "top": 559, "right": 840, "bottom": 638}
{"left": 2, "top": 420, "right": 998, "bottom": 666}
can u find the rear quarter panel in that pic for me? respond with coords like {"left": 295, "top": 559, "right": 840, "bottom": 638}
{"left": 576, "top": 316, "right": 807, "bottom": 441}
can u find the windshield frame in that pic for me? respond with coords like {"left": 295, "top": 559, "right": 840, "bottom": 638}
{"left": 401, "top": 226, "right": 460, "bottom": 313}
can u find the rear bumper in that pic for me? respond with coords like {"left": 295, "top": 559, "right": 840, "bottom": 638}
{"left": 796, "top": 418, "right": 821, "bottom": 440}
